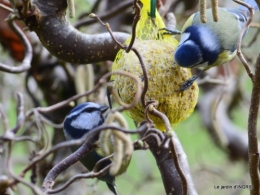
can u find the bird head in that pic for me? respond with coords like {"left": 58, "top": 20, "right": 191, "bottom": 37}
{"left": 63, "top": 102, "right": 109, "bottom": 140}
{"left": 174, "top": 25, "right": 221, "bottom": 68}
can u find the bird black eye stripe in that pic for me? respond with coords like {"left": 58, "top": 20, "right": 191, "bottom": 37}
{"left": 84, "top": 107, "right": 98, "bottom": 113}
{"left": 63, "top": 102, "right": 117, "bottom": 194}
{"left": 173, "top": 0, "right": 258, "bottom": 91}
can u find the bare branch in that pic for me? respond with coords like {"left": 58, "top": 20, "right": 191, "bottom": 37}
{"left": 11, "top": 93, "right": 25, "bottom": 134}
{"left": 234, "top": 0, "right": 255, "bottom": 81}
{"left": 41, "top": 123, "right": 149, "bottom": 192}
{"left": 0, "top": 15, "right": 32, "bottom": 73}
{"left": 12, "top": 0, "right": 130, "bottom": 64}
{"left": 125, "top": 0, "right": 141, "bottom": 53}
{"left": 0, "top": 3, "right": 14, "bottom": 13}
{"left": 248, "top": 54, "right": 260, "bottom": 195}
{"left": 25, "top": 71, "right": 142, "bottom": 119}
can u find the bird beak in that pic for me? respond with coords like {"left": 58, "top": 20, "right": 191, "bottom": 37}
{"left": 100, "top": 105, "right": 109, "bottom": 113}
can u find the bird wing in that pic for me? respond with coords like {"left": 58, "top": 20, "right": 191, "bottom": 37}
{"left": 225, "top": 8, "right": 250, "bottom": 29}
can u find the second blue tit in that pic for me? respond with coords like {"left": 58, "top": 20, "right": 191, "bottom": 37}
{"left": 63, "top": 102, "right": 118, "bottom": 195}
{"left": 174, "top": 0, "right": 259, "bottom": 90}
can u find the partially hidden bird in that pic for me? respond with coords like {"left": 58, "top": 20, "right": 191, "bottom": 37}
{"left": 111, "top": 0, "right": 199, "bottom": 132}
{"left": 172, "top": 0, "right": 259, "bottom": 91}
{"left": 63, "top": 102, "right": 118, "bottom": 195}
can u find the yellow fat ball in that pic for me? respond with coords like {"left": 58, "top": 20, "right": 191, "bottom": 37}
{"left": 111, "top": 39, "right": 199, "bottom": 131}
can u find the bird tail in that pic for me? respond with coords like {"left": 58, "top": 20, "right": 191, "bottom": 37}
{"left": 238, "top": 0, "right": 259, "bottom": 11}
{"left": 106, "top": 183, "right": 118, "bottom": 195}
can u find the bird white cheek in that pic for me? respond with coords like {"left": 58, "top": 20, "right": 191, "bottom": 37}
{"left": 179, "top": 32, "right": 191, "bottom": 45}
{"left": 71, "top": 112, "right": 101, "bottom": 130}
{"left": 197, "top": 26, "right": 220, "bottom": 52}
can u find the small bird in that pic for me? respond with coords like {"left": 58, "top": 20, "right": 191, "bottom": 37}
{"left": 63, "top": 102, "right": 118, "bottom": 195}
{"left": 111, "top": 0, "right": 199, "bottom": 131}
{"left": 172, "top": 0, "right": 259, "bottom": 91}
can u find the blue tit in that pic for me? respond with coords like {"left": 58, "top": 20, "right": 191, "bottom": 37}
{"left": 172, "top": 0, "right": 259, "bottom": 91}
{"left": 63, "top": 102, "right": 118, "bottom": 195}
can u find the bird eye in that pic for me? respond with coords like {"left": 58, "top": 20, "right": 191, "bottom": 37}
{"left": 84, "top": 108, "right": 92, "bottom": 112}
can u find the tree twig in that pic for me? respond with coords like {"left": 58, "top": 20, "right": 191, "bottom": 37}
{"left": 234, "top": 0, "right": 255, "bottom": 81}
{"left": 74, "top": 0, "right": 132, "bottom": 28}
{"left": 0, "top": 15, "right": 32, "bottom": 73}
{"left": 248, "top": 54, "right": 260, "bottom": 195}
{"left": 125, "top": 0, "right": 140, "bottom": 53}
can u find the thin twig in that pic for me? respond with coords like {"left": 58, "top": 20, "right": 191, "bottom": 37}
{"left": 234, "top": 0, "right": 255, "bottom": 81}
{"left": 169, "top": 138, "right": 188, "bottom": 195}
{"left": 0, "top": 14, "right": 32, "bottom": 73}
{"left": 131, "top": 47, "right": 149, "bottom": 107}
{"left": 147, "top": 102, "right": 193, "bottom": 194}
{"left": 21, "top": 123, "right": 149, "bottom": 178}
{"left": 47, "top": 164, "right": 111, "bottom": 194}
{"left": 0, "top": 104, "right": 9, "bottom": 131}
{"left": 141, "top": 133, "right": 162, "bottom": 146}
{"left": 147, "top": 102, "right": 172, "bottom": 132}
{"left": 92, "top": 154, "right": 114, "bottom": 173}
{"left": 125, "top": 0, "right": 141, "bottom": 53}
{"left": 25, "top": 71, "right": 141, "bottom": 118}
{"left": 41, "top": 124, "right": 149, "bottom": 192}
{"left": 108, "top": 79, "right": 141, "bottom": 112}
{"left": 7, "top": 142, "right": 42, "bottom": 195}
{"left": 77, "top": 14, "right": 150, "bottom": 108}
{"left": 11, "top": 93, "right": 24, "bottom": 134}
{"left": 145, "top": 102, "right": 155, "bottom": 124}
{"left": 40, "top": 115, "right": 63, "bottom": 129}
{"left": 37, "top": 118, "right": 50, "bottom": 154}
{"left": 143, "top": 128, "right": 165, "bottom": 141}
{"left": 89, "top": 13, "right": 126, "bottom": 48}
{"left": 159, "top": 136, "right": 170, "bottom": 149}
{"left": 0, "top": 135, "right": 36, "bottom": 143}
{"left": 89, "top": 13, "right": 126, "bottom": 50}
{"left": 74, "top": 0, "right": 132, "bottom": 28}
{"left": 133, "top": 139, "right": 149, "bottom": 150}
{"left": 250, "top": 22, "right": 260, "bottom": 28}
{"left": 0, "top": 3, "right": 14, "bottom": 12}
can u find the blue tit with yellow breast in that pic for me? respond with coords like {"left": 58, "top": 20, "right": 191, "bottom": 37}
{"left": 63, "top": 102, "right": 118, "bottom": 195}
{"left": 172, "top": 0, "right": 259, "bottom": 91}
